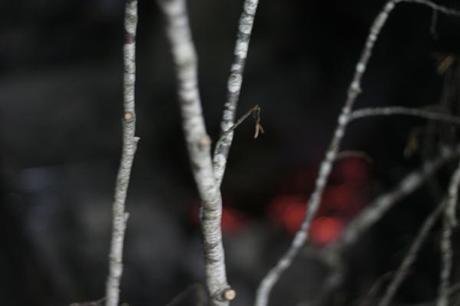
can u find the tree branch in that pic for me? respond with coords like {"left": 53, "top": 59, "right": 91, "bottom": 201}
{"left": 156, "top": 0, "right": 233, "bottom": 304}
{"left": 437, "top": 159, "right": 460, "bottom": 306}
{"left": 213, "top": 0, "right": 260, "bottom": 187}
{"left": 350, "top": 106, "right": 460, "bottom": 125}
{"left": 330, "top": 146, "right": 460, "bottom": 253}
{"left": 105, "top": 1, "right": 139, "bottom": 306}
{"left": 254, "top": 2, "right": 398, "bottom": 305}
{"left": 378, "top": 202, "right": 445, "bottom": 306}
{"left": 400, "top": 0, "right": 460, "bottom": 16}
{"left": 255, "top": 2, "right": 460, "bottom": 305}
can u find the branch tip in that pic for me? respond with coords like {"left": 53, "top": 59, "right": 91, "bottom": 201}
{"left": 221, "top": 288, "right": 236, "bottom": 301}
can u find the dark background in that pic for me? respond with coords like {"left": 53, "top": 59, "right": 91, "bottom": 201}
{"left": 1, "top": 0, "right": 460, "bottom": 305}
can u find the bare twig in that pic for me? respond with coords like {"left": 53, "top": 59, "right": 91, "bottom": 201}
{"left": 213, "top": 0, "right": 260, "bottom": 187}
{"left": 330, "top": 146, "right": 460, "bottom": 252}
{"left": 105, "top": 1, "right": 139, "bottom": 306}
{"left": 378, "top": 202, "right": 445, "bottom": 306}
{"left": 156, "top": 0, "right": 233, "bottom": 304}
{"left": 438, "top": 214, "right": 453, "bottom": 306}
{"left": 445, "top": 160, "right": 460, "bottom": 226}
{"left": 437, "top": 160, "right": 460, "bottom": 306}
{"left": 392, "top": 283, "right": 460, "bottom": 306}
{"left": 254, "top": 2, "right": 398, "bottom": 305}
{"left": 214, "top": 105, "right": 262, "bottom": 159}
{"left": 360, "top": 272, "right": 394, "bottom": 306}
{"left": 400, "top": 0, "right": 460, "bottom": 17}
{"left": 255, "top": 2, "right": 460, "bottom": 305}
{"left": 350, "top": 106, "right": 460, "bottom": 125}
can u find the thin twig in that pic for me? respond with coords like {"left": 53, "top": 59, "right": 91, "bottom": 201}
{"left": 255, "top": 2, "right": 460, "bottom": 305}
{"left": 213, "top": 104, "right": 262, "bottom": 158}
{"left": 437, "top": 160, "right": 460, "bottom": 306}
{"left": 156, "top": 0, "right": 233, "bottom": 305}
{"left": 329, "top": 146, "right": 460, "bottom": 252}
{"left": 213, "top": 0, "right": 260, "bottom": 187}
{"left": 360, "top": 272, "right": 394, "bottom": 306}
{"left": 400, "top": 0, "right": 460, "bottom": 17}
{"left": 438, "top": 214, "right": 453, "bottom": 306}
{"left": 105, "top": 1, "right": 139, "bottom": 306}
{"left": 254, "top": 2, "right": 398, "bottom": 305}
{"left": 393, "top": 283, "right": 460, "bottom": 306}
{"left": 446, "top": 160, "right": 460, "bottom": 226}
{"left": 350, "top": 106, "right": 460, "bottom": 125}
{"left": 378, "top": 202, "right": 446, "bottom": 306}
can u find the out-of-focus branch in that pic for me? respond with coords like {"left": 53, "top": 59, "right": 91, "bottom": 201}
{"left": 445, "top": 160, "right": 460, "bottom": 226}
{"left": 400, "top": 0, "right": 460, "bottom": 16}
{"left": 254, "top": 2, "right": 398, "bottom": 305}
{"left": 213, "top": 0, "right": 260, "bottom": 187}
{"left": 255, "top": 2, "right": 460, "bottom": 305}
{"left": 156, "top": 0, "right": 234, "bottom": 305}
{"left": 437, "top": 160, "right": 460, "bottom": 306}
{"left": 105, "top": 1, "right": 139, "bottom": 306}
{"left": 378, "top": 202, "right": 446, "bottom": 306}
{"left": 350, "top": 106, "right": 460, "bottom": 125}
{"left": 438, "top": 215, "right": 453, "bottom": 306}
{"left": 330, "top": 146, "right": 460, "bottom": 252}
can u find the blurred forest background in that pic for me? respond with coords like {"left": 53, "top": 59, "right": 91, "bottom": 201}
{"left": 2, "top": 0, "right": 460, "bottom": 305}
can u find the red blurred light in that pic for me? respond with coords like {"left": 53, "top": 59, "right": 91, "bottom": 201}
{"left": 310, "top": 217, "right": 344, "bottom": 246}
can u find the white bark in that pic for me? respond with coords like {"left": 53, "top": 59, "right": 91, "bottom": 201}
{"left": 213, "top": 0, "right": 260, "bottom": 187}
{"left": 156, "top": 0, "right": 233, "bottom": 304}
{"left": 105, "top": 1, "right": 139, "bottom": 306}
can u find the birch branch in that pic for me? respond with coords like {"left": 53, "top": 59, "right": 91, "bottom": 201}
{"left": 350, "top": 106, "right": 460, "bottom": 125}
{"left": 156, "top": 0, "right": 233, "bottom": 304}
{"left": 254, "top": 2, "right": 398, "bottom": 305}
{"left": 330, "top": 146, "right": 460, "bottom": 253}
{"left": 378, "top": 202, "right": 446, "bottom": 306}
{"left": 213, "top": 0, "right": 260, "bottom": 187}
{"left": 105, "top": 1, "right": 139, "bottom": 306}
{"left": 437, "top": 160, "right": 460, "bottom": 306}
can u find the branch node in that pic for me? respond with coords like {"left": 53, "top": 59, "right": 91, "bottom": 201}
{"left": 220, "top": 288, "right": 236, "bottom": 301}
{"left": 123, "top": 111, "right": 134, "bottom": 122}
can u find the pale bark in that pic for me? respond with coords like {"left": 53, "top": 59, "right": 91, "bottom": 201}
{"left": 105, "top": 1, "right": 139, "bottom": 306}
{"left": 156, "top": 0, "right": 233, "bottom": 304}
{"left": 213, "top": 0, "right": 260, "bottom": 187}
